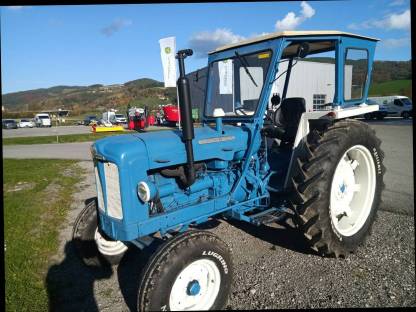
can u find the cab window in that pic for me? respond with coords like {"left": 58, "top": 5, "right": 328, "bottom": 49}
{"left": 344, "top": 49, "right": 368, "bottom": 101}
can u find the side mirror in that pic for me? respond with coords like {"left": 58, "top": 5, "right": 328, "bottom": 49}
{"left": 297, "top": 42, "right": 310, "bottom": 58}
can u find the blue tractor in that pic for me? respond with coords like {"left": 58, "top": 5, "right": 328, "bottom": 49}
{"left": 73, "top": 31, "right": 385, "bottom": 310}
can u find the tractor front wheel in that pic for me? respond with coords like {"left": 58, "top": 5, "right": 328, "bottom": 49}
{"left": 290, "top": 119, "right": 385, "bottom": 257}
{"left": 72, "top": 200, "right": 128, "bottom": 267}
{"left": 137, "top": 230, "right": 233, "bottom": 311}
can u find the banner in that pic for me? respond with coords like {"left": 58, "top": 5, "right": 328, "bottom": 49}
{"left": 159, "top": 37, "right": 177, "bottom": 88}
{"left": 218, "top": 59, "right": 233, "bottom": 94}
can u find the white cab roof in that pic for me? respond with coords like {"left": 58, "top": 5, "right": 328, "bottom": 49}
{"left": 210, "top": 30, "right": 379, "bottom": 54}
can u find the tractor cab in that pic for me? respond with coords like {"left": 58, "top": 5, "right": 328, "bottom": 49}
{"left": 203, "top": 31, "right": 378, "bottom": 123}
{"left": 202, "top": 31, "right": 378, "bottom": 191}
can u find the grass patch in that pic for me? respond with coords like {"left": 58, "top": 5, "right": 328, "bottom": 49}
{"left": 2, "top": 131, "right": 134, "bottom": 145}
{"left": 4, "top": 159, "right": 83, "bottom": 311}
{"left": 369, "top": 79, "right": 412, "bottom": 97}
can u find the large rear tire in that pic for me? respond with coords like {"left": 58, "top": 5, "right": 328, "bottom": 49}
{"left": 72, "top": 200, "right": 128, "bottom": 267}
{"left": 290, "top": 119, "right": 385, "bottom": 257}
{"left": 137, "top": 230, "right": 232, "bottom": 311}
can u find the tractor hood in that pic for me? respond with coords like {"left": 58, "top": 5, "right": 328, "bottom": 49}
{"left": 93, "top": 125, "right": 249, "bottom": 170}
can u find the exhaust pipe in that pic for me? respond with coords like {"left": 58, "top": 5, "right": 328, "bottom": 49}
{"left": 176, "top": 49, "right": 195, "bottom": 187}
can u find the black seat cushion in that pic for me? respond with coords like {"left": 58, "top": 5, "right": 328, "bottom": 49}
{"left": 262, "top": 97, "right": 306, "bottom": 144}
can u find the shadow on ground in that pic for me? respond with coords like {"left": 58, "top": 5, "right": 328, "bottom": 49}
{"left": 46, "top": 241, "right": 113, "bottom": 312}
{"left": 224, "top": 218, "right": 318, "bottom": 256}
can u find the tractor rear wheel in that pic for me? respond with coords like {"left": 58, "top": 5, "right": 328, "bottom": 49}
{"left": 137, "top": 230, "right": 232, "bottom": 311}
{"left": 290, "top": 119, "right": 385, "bottom": 257}
{"left": 72, "top": 199, "right": 128, "bottom": 267}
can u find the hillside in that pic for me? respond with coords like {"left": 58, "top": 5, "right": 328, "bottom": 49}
{"left": 2, "top": 78, "right": 174, "bottom": 116}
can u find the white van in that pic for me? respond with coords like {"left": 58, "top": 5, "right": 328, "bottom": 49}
{"left": 34, "top": 113, "right": 52, "bottom": 127}
{"left": 110, "top": 113, "right": 127, "bottom": 124}
{"left": 368, "top": 96, "right": 413, "bottom": 119}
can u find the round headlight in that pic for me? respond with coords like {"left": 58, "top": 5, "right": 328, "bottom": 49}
{"left": 138, "top": 181, "right": 156, "bottom": 202}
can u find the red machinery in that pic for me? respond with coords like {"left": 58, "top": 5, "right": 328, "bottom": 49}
{"left": 128, "top": 107, "right": 149, "bottom": 131}
{"left": 161, "top": 104, "right": 180, "bottom": 126}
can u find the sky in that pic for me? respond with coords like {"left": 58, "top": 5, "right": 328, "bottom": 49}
{"left": 0, "top": 0, "right": 412, "bottom": 94}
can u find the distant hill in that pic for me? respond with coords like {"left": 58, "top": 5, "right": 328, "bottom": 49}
{"left": 2, "top": 78, "right": 174, "bottom": 116}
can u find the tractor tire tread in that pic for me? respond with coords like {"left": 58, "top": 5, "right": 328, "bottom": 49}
{"left": 289, "top": 119, "right": 385, "bottom": 257}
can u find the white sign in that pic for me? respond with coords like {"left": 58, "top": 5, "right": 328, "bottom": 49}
{"left": 159, "top": 37, "right": 177, "bottom": 87}
{"left": 218, "top": 59, "right": 233, "bottom": 94}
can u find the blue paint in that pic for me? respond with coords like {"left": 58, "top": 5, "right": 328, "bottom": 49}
{"left": 93, "top": 32, "right": 378, "bottom": 242}
{"left": 187, "top": 280, "right": 201, "bottom": 296}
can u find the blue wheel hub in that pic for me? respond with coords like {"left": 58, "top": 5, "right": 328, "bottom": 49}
{"left": 186, "top": 280, "right": 201, "bottom": 296}
{"left": 340, "top": 183, "right": 346, "bottom": 193}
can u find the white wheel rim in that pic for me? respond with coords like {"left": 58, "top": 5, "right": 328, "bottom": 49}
{"left": 169, "top": 259, "right": 221, "bottom": 311}
{"left": 330, "top": 145, "right": 376, "bottom": 237}
{"left": 94, "top": 228, "right": 128, "bottom": 256}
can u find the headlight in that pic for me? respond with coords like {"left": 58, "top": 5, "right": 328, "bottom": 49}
{"left": 138, "top": 181, "right": 156, "bottom": 202}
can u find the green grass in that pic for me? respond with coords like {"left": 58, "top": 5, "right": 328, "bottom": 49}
{"left": 2, "top": 131, "right": 135, "bottom": 145}
{"left": 369, "top": 79, "right": 412, "bottom": 97}
{"left": 4, "top": 159, "right": 83, "bottom": 311}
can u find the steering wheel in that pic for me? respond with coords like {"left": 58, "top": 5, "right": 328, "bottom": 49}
{"left": 235, "top": 107, "right": 248, "bottom": 116}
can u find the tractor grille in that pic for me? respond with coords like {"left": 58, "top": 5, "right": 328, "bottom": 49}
{"left": 94, "top": 166, "right": 105, "bottom": 212}
{"left": 94, "top": 162, "right": 123, "bottom": 219}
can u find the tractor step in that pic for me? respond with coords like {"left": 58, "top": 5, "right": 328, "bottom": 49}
{"left": 247, "top": 207, "right": 290, "bottom": 226}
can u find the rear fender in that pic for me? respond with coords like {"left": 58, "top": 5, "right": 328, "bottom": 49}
{"left": 283, "top": 104, "right": 379, "bottom": 189}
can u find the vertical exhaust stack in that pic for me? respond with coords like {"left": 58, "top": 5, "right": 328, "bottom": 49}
{"left": 176, "top": 49, "right": 196, "bottom": 187}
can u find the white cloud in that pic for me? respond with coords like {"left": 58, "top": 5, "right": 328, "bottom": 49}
{"left": 275, "top": 1, "right": 315, "bottom": 31}
{"left": 348, "top": 9, "right": 410, "bottom": 30}
{"left": 380, "top": 37, "right": 410, "bottom": 48}
{"left": 300, "top": 1, "right": 315, "bottom": 19}
{"left": 383, "top": 9, "right": 410, "bottom": 29}
{"left": 189, "top": 28, "right": 245, "bottom": 58}
{"left": 101, "top": 18, "right": 132, "bottom": 37}
{"left": 389, "top": 0, "right": 406, "bottom": 6}
{"left": 7, "top": 6, "right": 26, "bottom": 10}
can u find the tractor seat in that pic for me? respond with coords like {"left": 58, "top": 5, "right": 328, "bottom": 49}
{"left": 262, "top": 97, "right": 306, "bottom": 144}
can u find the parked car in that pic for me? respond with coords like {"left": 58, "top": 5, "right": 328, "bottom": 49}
{"left": 368, "top": 96, "right": 413, "bottom": 119}
{"left": 18, "top": 118, "right": 35, "bottom": 128}
{"left": 34, "top": 113, "right": 52, "bottom": 127}
{"left": 110, "top": 113, "right": 127, "bottom": 124}
{"left": 83, "top": 115, "right": 98, "bottom": 126}
{"left": 2, "top": 119, "right": 18, "bottom": 129}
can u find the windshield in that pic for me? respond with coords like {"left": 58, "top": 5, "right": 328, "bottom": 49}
{"left": 38, "top": 116, "right": 49, "bottom": 119}
{"left": 20, "top": 119, "right": 30, "bottom": 122}
{"left": 205, "top": 50, "right": 272, "bottom": 118}
{"left": 400, "top": 98, "right": 412, "bottom": 106}
{"left": 115, "top": 114, "right": 124, "bottom": 118}
{"left": 4, "top": 120, "right": 15, "bottom": 124}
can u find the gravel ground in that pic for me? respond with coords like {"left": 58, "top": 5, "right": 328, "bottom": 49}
{"left": 45, "top": 120, "right": 415, "bottom": 310}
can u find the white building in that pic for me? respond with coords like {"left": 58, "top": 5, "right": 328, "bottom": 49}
{"left": 270, "top": 60, "right": 353, "bottom": 112}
